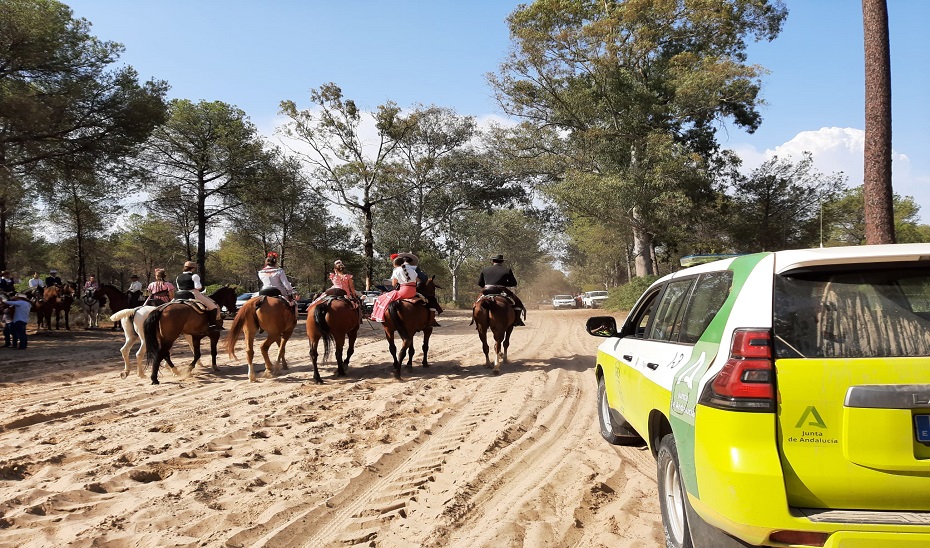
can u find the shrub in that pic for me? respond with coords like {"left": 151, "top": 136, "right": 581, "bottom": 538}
{"left": 604, "top": 276, "right": 659, "bottom": 311}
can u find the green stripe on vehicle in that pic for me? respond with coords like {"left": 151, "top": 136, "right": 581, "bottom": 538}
{"left": 670, "top": 252, "right": 769, "bottom": 497}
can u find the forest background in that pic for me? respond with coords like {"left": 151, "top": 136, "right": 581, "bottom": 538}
{"left": 2, "top": 0, "right": 928, "bottom": 308}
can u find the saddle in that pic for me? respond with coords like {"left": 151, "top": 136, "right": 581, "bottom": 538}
{"left": 168, "top": 292, "right": 210, "bottom": 314}
{"left": 256, "top": 294, "right": 294, "bottom": 309}
{"left": 477, "top": 292, "right": 516, "bottom": 307}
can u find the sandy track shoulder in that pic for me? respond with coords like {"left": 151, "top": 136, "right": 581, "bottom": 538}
{"left": 0, "top": 309, "right": 662, "bottom": 547}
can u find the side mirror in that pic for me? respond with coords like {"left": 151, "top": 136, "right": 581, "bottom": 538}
{"left": 585, "top": 316, "right": 618, "bottom": 338}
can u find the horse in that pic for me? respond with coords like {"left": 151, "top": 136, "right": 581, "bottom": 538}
{"left": 208, "top": 285, "right": 237, "bottom": 320}
{"left": 305, "top": 291, "right": 361, "bottom": 384}
{"left": 92, "top": 284, "right": 131, "bottom": 330}
{"left": 35, "top": 283, "right": 76, "bottom": 330}
{"left": 80, "top": 287, "right": 104, "bottom": 328}
{"left": 225, "top": 294, "right": 297, "bottom": 382}
{"left": 143, "top": 300, "right": 220, "bottom": 385}
{"left": 471, "top": 293, "right": 517, "bottom": 375}
{"left": 111, "top": 306, "right": 203, "bottom": 379}
{"left": 381, "top": 277, "right": 439, "bottom": 380}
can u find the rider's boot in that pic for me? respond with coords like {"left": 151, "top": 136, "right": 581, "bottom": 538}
{"left": 429, "top": 308, "right": 440, "bottom": 328}
{"left": 513, "top": 308, "right": 525, "bottom": 327}
{"left": 209, "top": 309, "right": 224, "bottom": 331}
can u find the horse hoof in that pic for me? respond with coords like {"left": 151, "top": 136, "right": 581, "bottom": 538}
{"left": 492, "top": 369, "right": 501, "bottom": 376}
{"left": 151, "top": 380, "right": 160, "bottom": 385}
{"left": 120, "top": 371, "right": 128, "bottom": 379}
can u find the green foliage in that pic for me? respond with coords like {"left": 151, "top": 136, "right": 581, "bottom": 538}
{"left": 604, "top": 275, "right": 659, "bottom": 311}
{"left": 825, "top": 185, "right": 930, "bottom": 245}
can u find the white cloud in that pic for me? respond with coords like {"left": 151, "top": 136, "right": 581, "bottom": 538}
{"left": 729, "top": 127, "right": 930, "bottom": 220}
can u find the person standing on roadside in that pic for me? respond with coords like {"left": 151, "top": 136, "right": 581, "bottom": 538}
{"left": 0, "top": 296, "right": 31, "bottom": 349}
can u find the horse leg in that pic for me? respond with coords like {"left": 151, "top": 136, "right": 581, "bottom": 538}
{"left": 274, "top": 335, "right": 289, "bottom": 371}
{"left": 334, "top": 334, "right": 347, "bottom": 377}
{"left": 421, "top": 327, "right": 432, "bottom": 368}
{"left": 119, "top": 323, "right": 135, "bottom": 379}
{"left": 345, "top": 330, "right": 357, "bottom": 372}
{"left": 403, "top": 336, "right": 414, "bottom": 373}
{"left": 187, "top": 335, "right": 202, "bottom": 373}
{"left": 260, "top": 336, "right": 276, "bottom": 378}
{"left": 309, "top": 336, "right": 323, "bottom": 384}
{"left": 246, "top": 328, "right": 258, "bottom": 383}
{"left": 183, "top": 334, "right": 203, "bottom": 368}
{"left": 503, "top": 325, "right": 514, "bottom": 364}
{"left": 151, "top": 344, "right": 169, "bottom": 385}
{"left": 385, "top": 327, "right": 402, "bottom": 380}
{"left": 492, "top": 330, "right": 504, "bottom": 375}
{"left": 136, "top": 335, "right": 147, "bottom": 378}
{"left": 208, "top": 331, "right": 220, "bottom": 372}
{"left": 478, "top": 325, "right": 491, "bottom": 367}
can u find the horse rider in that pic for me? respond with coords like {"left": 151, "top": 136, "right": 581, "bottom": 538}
{"left": 395, "top": 252, "right": 442, "bottom": 327}
{"left": 0, "top": 270, "right": 15, "bottom": 297}
{"left": 28, "top": 272, "right": 45, "bottom": 301}
{"left": 370, "top": 255, "right": 419, "bottom": 323}
{"left": 127, "top": 274, "right": 144, "bottom": 307}
{"left": 45, "top": 269, "right": 62, "bottom": 288}
{"left": 477, "top": 254, "right": 526, "bottom": 326}
{"left": 258, "top": 252, "right": 297, "bottom": 310}
{"left": 144, "top": 268, "right": 175, "bottom": 306}
{"left": 176, "top": 261, "right": 223, "bottom": 330}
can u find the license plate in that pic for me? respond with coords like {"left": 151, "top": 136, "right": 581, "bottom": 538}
{"left": 915, "top": 414, "right": 930, "bottom": 443}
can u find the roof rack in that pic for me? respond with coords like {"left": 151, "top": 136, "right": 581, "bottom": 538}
{"left": 679, "top": 254, "right": 744, "bottom": 267}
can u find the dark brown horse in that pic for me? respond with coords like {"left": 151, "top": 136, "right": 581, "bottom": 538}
{"left": 305, "top": 293, "right": 361, "bottom": 383}
{"left": 143, "top": 301, "right": 220, "bottom": 385}
{"left": 35, "top": 283, "right": 76, "bottom": 330}
{"left": 381, "top": 277, "right": 438, "bottom": 380}
{"left": 225, "top": 294, "right": 297, "bottom": 382}
{"left": 208, "top": 286, "right": 237, "bottom": 320}
{"left": 472, "top": 294, "right": 517, "bottom": 375}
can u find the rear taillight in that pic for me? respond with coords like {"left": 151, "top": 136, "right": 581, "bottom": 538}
{"left": 699, "top": 329, "right": 775, "bottom": 412}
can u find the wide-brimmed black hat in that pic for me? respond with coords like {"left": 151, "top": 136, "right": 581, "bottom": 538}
{"left": 490, "top": 254, "right": 504, "bottom": 262}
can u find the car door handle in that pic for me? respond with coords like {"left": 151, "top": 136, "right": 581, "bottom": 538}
{"left": 646, "top": 362, "right": 659, "bottom": 370}
{"left": 623, "top": 354, "right": 633, "bottom": 361}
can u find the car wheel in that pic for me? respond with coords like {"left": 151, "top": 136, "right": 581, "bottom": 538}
{"left": 658, "top": 434, "right": 693, "bottom": 548}
{"left": 597, "top": 376, "right": 642, "bottom": 445}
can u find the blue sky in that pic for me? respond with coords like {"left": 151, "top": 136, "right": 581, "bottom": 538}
{"left": 67, "top": 0, "right": 930, "bottom": 218}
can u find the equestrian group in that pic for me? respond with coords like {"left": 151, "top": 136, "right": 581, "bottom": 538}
{"left": 107, "top": 252, "right": 526, "bottom": 385}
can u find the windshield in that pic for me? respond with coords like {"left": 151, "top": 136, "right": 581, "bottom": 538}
{"left": 589, "top": 291, "right": 608, "bottom": 297}
{"left": 554, "top": 295, "right": 572, "bottom": 300}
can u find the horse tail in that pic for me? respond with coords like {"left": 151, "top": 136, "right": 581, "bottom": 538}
{"left": 143, "top": 306, "right": 164, "bottom": 368}
{"left": 313, "top": 301, "right": 332, "bottom": 362}
{"left": 110, "top": 308, "right": 135, "bottom": 322}
{"left": 387, "top": 302, "right": 409, "bottom": 341}
{"left": 225, "top": 299, "right": 251, "bottom": 359}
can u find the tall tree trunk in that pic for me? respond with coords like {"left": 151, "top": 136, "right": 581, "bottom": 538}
{"left": 631, "top": 208, "right": 655, "bottom": 277}
{"left": 0, "top": 195, "right": 8, "bottom": 271}
{"left": 197, "top": 181, "right": 208, "bottom": 282}
{"left": 362, "top": 205, "right": 374, "bottom": 290}
{"left": 863, "top": 0, "right": 895, "bottom": 244}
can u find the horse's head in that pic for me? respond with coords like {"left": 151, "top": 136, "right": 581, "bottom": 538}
{"left": 418, "top": 275, "right": 441, "bottom": 297}
{"left": 208, "top": 285, "right": 237, "bottom": 312}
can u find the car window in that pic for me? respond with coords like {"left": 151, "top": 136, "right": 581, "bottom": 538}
{"left": 648, "top": 279, "right": 695, "bottom": 342}
{"left": 677, "top": 272, "right": 733, "bottom": 344}
{"left": 619, "top": 288, "right": 662, "bottom": 338}
{"left": 774, "top": 266, "right": 930, "bottom": 358}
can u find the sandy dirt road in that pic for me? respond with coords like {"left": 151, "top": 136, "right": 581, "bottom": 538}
{"left": 0, "top": 308, "right": 663, "bottom": 547}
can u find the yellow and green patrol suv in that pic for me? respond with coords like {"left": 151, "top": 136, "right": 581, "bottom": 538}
{"left": 587, "top": 244, "right": 930, "bottom": 548}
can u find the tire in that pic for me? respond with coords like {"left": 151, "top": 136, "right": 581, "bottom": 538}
{"left": 597, "top": 377, "right": 643, "bottom": 445}
{"left": 657, "top": 434, "right": 693, "bottom": 548}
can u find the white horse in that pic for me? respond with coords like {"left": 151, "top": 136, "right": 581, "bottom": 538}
{"left": 81, "top": 290, "right": 102, "bottom": 328}
{"left": 110, "top": 306, "right": 200, "bottom": 379}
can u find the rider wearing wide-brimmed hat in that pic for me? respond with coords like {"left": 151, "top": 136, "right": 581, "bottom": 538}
{"left": 45, "top": 269, "right": 62, "bottom": 288}
{"left": 176, "top": 261, "right": 223, "bottom": 329}
{"left": 127, "top": 274, "right": 144, "bottom": 307}
{"left": 477, "top": 254, "right": 526, "bottom": 326}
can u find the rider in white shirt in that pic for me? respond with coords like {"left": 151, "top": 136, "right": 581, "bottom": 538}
{"left": 28, "top": 273, "right": 45, "bottom": 300}
{"left": 127, "top": 274, "right": 144, "bottom": 306}
{"left": 258, "top": 252, "right": 295, "bottom": 301}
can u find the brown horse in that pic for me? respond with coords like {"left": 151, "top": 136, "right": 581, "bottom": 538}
{"left": 35, "top": 283, "right": 76, "bottom": 330}
{"left": 225, "top": 294, "right": 297, "bottom": 382}
{"left": 381, "top": 277, "right": 438, "bottom": 380}
{"left": 208, "top": 286, "right": 238, "bottom": 320}
{"left": 471, "top": 294, "right": 517, "bottom": 375}
{"left": 305, "top": 293, "right": 361, "bottom": 384}
{"left": 143, "top": 301, "right": 220, "bottom": 385}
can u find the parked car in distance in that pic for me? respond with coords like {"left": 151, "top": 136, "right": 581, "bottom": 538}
{"left": 361, "top": 290, "right": 381, "bottom": 314}
{"left": 296, "top": 296, "right": 315, "bottom": 314}
{"left": 582, "top": 290, "right": 609, "bottom": 309}
{"left": 552, "top": 294, "right": 575, "bottom": 309}
{"left": 587, "top": 244, "right": 930, "bottom": 547}
{"left": 234, "top": 292, "right": 254, "bottom": 312}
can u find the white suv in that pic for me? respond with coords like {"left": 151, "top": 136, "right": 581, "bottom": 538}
{"left": 582, "top": 290, "right": 608, "bottom": 308}
{"left": 552, "top": 294, "right": 575, "bottom": 309}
